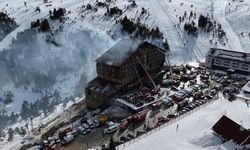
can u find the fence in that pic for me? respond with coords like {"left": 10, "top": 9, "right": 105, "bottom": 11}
{"left": 116, "top": 96, "right": 218, "bottom": 150}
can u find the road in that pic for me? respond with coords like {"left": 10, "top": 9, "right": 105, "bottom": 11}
{"left": 63, "top": 105, "right": 177, "bottom": 150}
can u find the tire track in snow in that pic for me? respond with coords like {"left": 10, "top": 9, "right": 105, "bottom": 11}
{"left": 213, "top": 0, "right": 243, "bottom": 52}
{"left": 157, "top": 0, "right": 205, "bottom": 61}
{"left": 150, "top": 0, "right": 207, "bottom": 64}
{"left": 149, "top": 0, "right": 193, "bottom": 64}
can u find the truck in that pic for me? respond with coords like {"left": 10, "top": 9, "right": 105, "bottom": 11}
{"left": 98, "top": 115, "right": 109, "bottom": 125}
{"left": 119, "top": 120, "right": 129, "bottom": 132}
{"left": 58, "top": 127, "right": 72, "bottom": 140}
{"left": 131, "top": 110, "right": 148, "bottom": 123}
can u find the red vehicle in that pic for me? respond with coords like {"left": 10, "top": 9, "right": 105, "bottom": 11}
{"left": 194, "top": 91, "right": 203, "bottom": 100}
{"left": 48, "top": 144, "right": 64, "bottom": 150}
{"left": 172, "top": 95, "right": 184, "bottom": 103}
{"left": 151, "top": 88, "right": 160, "bottom": 95}
{"left": 205, "top": 94, "right": 213, "bottom": 100}
{"left": 157, "top": 116, "right": 170, "bottom": 123}
{"left": 132, "top": 111, "right": 148, "bottom": 123}
{"left": 155, "top": 122, "right": 163, "bottom": 128}
{"left": 119, "top": 120, "right": 129, "bottom": 131}
{"left": 58, "top": 127, "right": 72, "bottom": 139}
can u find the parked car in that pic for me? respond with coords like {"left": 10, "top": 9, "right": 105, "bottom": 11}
{"left": 157, "top": 116, "right": 170, "bottom": 123}
{"left": 82, "top": 123, "right": 91, "bottom": 132}
{"left": 77, "top": 126, "right": 87, "bottom": 135}
{"left": 62, "top": 134, "right": 74, "bottom": 145}
{"left": 167, "top": 113, "right": 178, "bottom": 119}
{"left": 162, "top": 79, "right": 174, "bottom": 87}
{"left": 94, "top": 119, "right": 100, "bottom": 127}
{"left": 152, "top": 101, "right": 162, "bottom": 110}
{"left": 87, "top": 119, "right": 94, "bottom": 129}
{"left": 58, "top": 127, "right": 73, "bottom": 139}
{"left": 162, "top": 97, "right": 173, "bottom": 107}
{"left": 103, "top": 123, "right": 119, "bottom": 134}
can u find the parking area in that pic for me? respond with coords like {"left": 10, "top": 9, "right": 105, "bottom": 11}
{"left": 35, "top": 64, "right": 249, "bottom": 150}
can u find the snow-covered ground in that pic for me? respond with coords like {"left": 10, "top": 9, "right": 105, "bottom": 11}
{"left": 122, "top": 96, "right": 250, "bottom": 150}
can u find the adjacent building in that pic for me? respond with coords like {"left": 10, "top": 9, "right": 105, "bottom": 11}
{"left": 85, "top": 39, "right": 167, "bottom": 109}
{"left": 205, "top": 48, "right": 250, "bottom": 75}
{"left": 212, "top": 115, "right": 250, "bottom": 150}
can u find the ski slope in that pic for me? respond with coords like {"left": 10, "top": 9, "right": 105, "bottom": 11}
{"left": 213, "top": 0, "right": 243, "bottom": 52}
{"left": 149, "top": 0, "right": 191, "bottom": 64}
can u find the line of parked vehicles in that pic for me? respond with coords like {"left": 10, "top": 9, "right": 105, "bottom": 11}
{"left": 37, "top": 118, "right": 100, "bottom": 150}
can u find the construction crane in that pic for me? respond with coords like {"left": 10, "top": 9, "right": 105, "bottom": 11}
{"left": 166, "top": 52, "right": 172, "bottom": 77}
{"left": 133, "top": 66, "right": 143, "bottom": 87}
{"left": 136, "top": 57, "right": 157, "bottom": 89}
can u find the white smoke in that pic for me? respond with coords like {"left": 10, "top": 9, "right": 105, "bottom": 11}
{"left": 0, "top": 24, "right": 115, "bottom": 89}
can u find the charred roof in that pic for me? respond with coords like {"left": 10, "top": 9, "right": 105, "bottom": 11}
{"left": 96, "top": 38, "right": 167, "bottom": 67}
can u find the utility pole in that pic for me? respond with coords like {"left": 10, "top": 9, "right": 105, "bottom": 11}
{"left": 211, "top": 0, "right": 215, "bottom": 19}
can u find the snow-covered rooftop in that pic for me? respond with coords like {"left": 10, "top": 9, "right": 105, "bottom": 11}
{"left": 242, "top": 81, "right": 250, "bottom": 92}
{"left": 208, "top": 48, "right": 250, "bottom": 62}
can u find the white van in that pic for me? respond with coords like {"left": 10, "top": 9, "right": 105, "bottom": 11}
{"left": 62, "top": 134, "right": 74, "bottom": 144}
{"left": 103, "top": 123, "right": 119, "bottom": 134}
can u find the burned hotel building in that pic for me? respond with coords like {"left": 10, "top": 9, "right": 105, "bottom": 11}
{"left": 85, "top": 39, "right": 167, "bottom": 109}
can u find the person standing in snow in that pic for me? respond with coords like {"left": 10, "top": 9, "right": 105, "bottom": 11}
{"left": 176, "top": 124, "right": 179, "bottom": 132}
{"left": 245, "top": 99, "right": 249, "bottom": 108}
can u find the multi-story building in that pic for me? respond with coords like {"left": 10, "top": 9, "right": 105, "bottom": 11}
{"left": 205, "top": 48, "right": 250, "bottom": 75}
{"left": 85, "top": 39, "right": 167, "bottom": 109}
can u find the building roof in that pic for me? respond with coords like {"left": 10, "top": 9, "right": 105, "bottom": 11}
{"left": 212, "top": 115, "right": 250, "bottom": 146}
{"left": 208, "top": 48, "right": 250, "bottom": 62}
{"left": 86, "top": 77, "right": 119, "bottom": 95}
{"left": 242, "top": 81, "right": 250, "bottom": 93}
{"left": 96, "top": 38, "right": 167, "bottom": 67}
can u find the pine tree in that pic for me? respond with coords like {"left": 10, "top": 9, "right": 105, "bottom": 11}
{"left": 10, "top": 112, "right": 16, "bottom": 123}
{"left": 20, "top": 100, "right": 29, "bottom": 120}
{"left": 3, "top": 91, "right": 14, "bottom": 105}
{"left": 198, "top": 15, "right": 208, "bottom": 28}
{"left": 40, "top": 19, "right": 50, "bottom": 32}
{"left": 14, "top": 127, "right": 20, "bottom": 135}
{"left": 7, "top": 128, "right": 14, "bottom": 142}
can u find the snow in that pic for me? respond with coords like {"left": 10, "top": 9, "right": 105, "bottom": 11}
{"left": 122, "top": 96, "right": 250, "bottom": 150}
